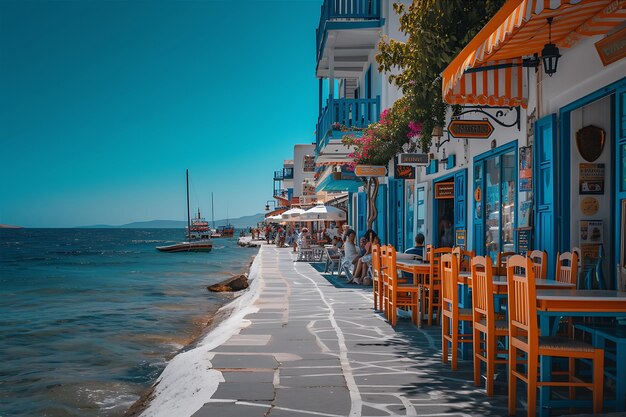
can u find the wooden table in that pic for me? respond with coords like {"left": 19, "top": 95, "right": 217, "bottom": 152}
{"left": 458, "top": 272, "right": 576, "bottom": 293}
{"left": 535, "top": 289, "right": 626, "bottom": 416}
{"left": 395, "top": 260, "right": 431, "bottom": 328}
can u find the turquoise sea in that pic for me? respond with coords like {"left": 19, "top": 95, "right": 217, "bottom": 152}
{"left": 0, "top": 228, "right": 257, "bottom": 417}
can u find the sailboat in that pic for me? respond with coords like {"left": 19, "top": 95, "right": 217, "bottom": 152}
{"left": 209, "top": 193, "right": 235, "bottom": 238}
{"left": 156, "top": 170, "right": 213, "bottom": 252}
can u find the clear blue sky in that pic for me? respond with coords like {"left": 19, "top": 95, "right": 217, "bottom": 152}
{"left": 0, "top": 0, "right": 320, "bottom": 227}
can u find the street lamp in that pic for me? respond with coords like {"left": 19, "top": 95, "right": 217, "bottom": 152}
{"left": 541, "top": 17, "right": 561, "bottom": 77}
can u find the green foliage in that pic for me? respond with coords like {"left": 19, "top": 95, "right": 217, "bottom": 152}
{"left": 376, "top": 0, "right": 505, "bottom": 151}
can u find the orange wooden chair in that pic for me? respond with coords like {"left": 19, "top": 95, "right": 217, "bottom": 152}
{"left": 555, "top": 251, "right": 579, "bottom": 286}
{"left": 441, "top": 253, "right": 473, "bottom": 370}
{"left": 384, "top": 245, "right": 419, "bottom": 326}
{"left": 528, "top": 250, "right": 548, "bottom": 279}
{"left": 496, "top": 251, "right": 516, "bottom": 276}
{"left": 425, "top": 244, "right": 433, "bottom": 262}
{"left": 506, "top": 255, "right": 604, "bottom": 417}
{"left": 423, "top": 247, "right": 452, "bottom": 326}
{"left": 471, "top": 255, "right": 509, "bottom": 395}
{"left": 372, "top": 244, "right": 384, "bottom": 311}
{"left": 453, "top": 247, "right": 475, "bottom": 272}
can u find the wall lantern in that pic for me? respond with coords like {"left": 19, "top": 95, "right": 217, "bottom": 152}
{"left": 265, "top": 200, "right": 275, "bottom": 211}
{"left": 541, "top": 17, "right": 561, "bottom": 77}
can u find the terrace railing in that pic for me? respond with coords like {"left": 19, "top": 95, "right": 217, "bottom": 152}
{"left": 316, "top": 0, "right": 381, "bottom": 61}
{"left": 316, "top": 95, "right": 380, "bottom": 154}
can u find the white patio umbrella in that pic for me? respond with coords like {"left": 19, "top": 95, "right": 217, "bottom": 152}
{"left": 264, "top": 215, "right": 283, "bottom": 222}
{"left": 300, "top": 204, "right": 347, "bottom": 221}
{"left": 281, "top": 208, "right": 306, "bottom": 221}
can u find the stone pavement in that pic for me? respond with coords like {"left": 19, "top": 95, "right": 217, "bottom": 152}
{"left": 190, "top": 245, "right": 514, "bottom": 417}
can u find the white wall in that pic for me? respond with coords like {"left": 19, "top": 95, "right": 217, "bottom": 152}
{"left": 293, "top": 144, "right": 316, "bottom": 198}
{"left": 540, "top": 34, "right": 626, "bottom": 116}
{"left": 569, "top": 96, "right": 612, "bottom": 286}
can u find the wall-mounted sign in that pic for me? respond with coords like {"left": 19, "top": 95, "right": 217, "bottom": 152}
{"left": 448, "top": 119, "right": 494, "bottom": 139}
{"left": 354, "top": 165, "right": 387, "bottom": 177}
{"left": 455, "top": 230, "right": 466, "bottom": 248}
{"left": 519, "top": 200, "right": 532, "bottom": 228}
{"left": 303, "top": 155, "right": 315, "bottom": 172}
{"left": 394, "top": 165, "right": 415, "bottom": 179}
{"left": 399, "top": 153, "right": 429, "bottom": 165}
{"left": 517, "top": 228, "right": 532, "bottom": 256}
{"left": 595, "top": 26, "right": 626, "bottom": 67}
{"left": 435, "top": 182, "right": 454, "bottom": 199}
{"left": 474, "top": 187, "right": 482, "bottom": 202}
{"left": 519, "top": 146, "right": 532, "bottom": 192}
{"left": 579, "top": 163, "right": 605, "bottom": 195}
{"left": 580, "top": 197, "right": 600, "bottom": 216}
{"left": 576, "top": 125, "right": 605, "bottom": 162}
{"left": 580, "top": 220, "right": 603, "bottom": 244}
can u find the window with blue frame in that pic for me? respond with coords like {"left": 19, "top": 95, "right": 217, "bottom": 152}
{"left": 416, "top": 185, "right": 426, "bottom": 236}
{"left": 474, "top": 145, "right": 517, "bottom": 263}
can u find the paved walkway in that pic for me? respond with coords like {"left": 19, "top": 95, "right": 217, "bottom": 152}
{"left": 190, "top": 245, "right": 520, "bottom": 417}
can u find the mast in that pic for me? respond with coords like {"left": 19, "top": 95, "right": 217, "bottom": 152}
{"left": 186, "top": 169, "right": 191, "bottom": 241}
{"left": 211, "top": 192, "right": 215, "bottom": 229}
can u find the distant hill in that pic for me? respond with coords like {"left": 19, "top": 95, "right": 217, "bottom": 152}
{"left": 0, "top": 224, "right": 23, "bottom": 229}
{"left": 77, "top": 213, "right": 265, "bottom": 229}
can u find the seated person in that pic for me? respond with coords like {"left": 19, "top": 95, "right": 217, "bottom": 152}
{"left": 331, "top": 236, "right": 342, "bottom": 249}
{"left": 404, "top": 233, "right": 425, "bottom": 260}
{"left": 352, "top": 230, "right": 378, "bottom": 286}
{"left": 340, "top": 230, "right": 360, "bottom": 279}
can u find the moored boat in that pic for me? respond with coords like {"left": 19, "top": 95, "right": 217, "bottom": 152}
{"left": 156, "top": 170, "right": 212, "bottom": 253}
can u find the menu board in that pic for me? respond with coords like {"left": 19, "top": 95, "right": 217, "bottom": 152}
{"left": 516, "top": 228, "right": 532, "bottom": 256}
{"left": 579, "top": 163, "right": 605, "bottom": 194}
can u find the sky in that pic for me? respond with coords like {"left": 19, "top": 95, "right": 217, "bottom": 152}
{"left": 0, "top": 0, "right": 321, "bottom": 227}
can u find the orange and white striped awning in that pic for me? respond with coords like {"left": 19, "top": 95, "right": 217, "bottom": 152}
{"left": 442, "top": 0, "right": 626, "bottom": 108}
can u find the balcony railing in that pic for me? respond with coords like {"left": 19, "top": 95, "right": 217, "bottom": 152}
{"left": 274, "top": 168, "right": 294, "bottom": 181}
{"left": 316, "top": 0, "right": 381, "bottom": 61}
{"left": 316, "top": 95, "right": 380, "bottom": 154}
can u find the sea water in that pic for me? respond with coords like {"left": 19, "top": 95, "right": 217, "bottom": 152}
{"left": 0, "top": 228, "right": 257, "bottom": 417}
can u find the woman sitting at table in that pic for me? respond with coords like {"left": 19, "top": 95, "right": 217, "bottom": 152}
{"left": 340, "top": 230, "right": 359, "bottom": 279}
{"left": 351, "top": 230, "right": 378, "bottom": 285}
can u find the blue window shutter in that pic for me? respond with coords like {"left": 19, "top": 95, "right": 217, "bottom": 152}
{"left": 454, "top": 170, "right": 467, "bottom": 248}
{"left": 375, "top": 184, "right": 387, "bottom": 244}
{"left": 357, "top": 191, "right": 367, "bottom": 236}
{"left": 534, "top": 114, "right": 558, "bottom": 278}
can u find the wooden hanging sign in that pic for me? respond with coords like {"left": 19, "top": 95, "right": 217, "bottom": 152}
{"left": 435, "top": 182, "right": 455, "bottom": 199}
{"left": 354, "top": 165, "right": 387, "bottom": 177}
{"left": 448, "top": 119, "right": 494, "bottom": 139}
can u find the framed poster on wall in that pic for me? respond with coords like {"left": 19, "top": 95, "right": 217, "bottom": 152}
{"left": 519, "top": 146, "right": 532, "bottom": 191}
{"left": 579, "top": 163, "right": 605, "bottom": 194}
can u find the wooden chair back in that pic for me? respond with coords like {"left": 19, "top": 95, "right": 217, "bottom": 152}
{"left": 506, "top": 255, "right": 538, "bottom": 351}
{"left": 441, "top": 253, "right": 459, "bottom": 315}
{"left": 425, "top": 244, "right": 433, "bottom": 262}
{"left": 555, "top": 251, "right": 578, "bottom": 286}
{"left": 453, "top": 247, "right": 475, "bottom": 272}
{"left": 430, "top": 247, "right": 452, "bottom": 284}
{"left": 471, "top": 256, "right": 495, "bottom": 324}
{"left": 496, "top": 251, "right": 516, "bottom": 275}
{"left": 528, "top": 250, "right": 547, "bottom": 279}
{"left": 372, "top": 244, "right": 381, "bottom": 278}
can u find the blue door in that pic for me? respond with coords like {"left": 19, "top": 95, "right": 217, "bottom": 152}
{"left": 376, "top": 184, "right": 388, "bottom": 244}
{"left": 357, "top": 191, "right": 367, "bottom": 237}
{"left": 616, "top": 86, "right": 626, "bottom": 289}
{"left": 387, "top": 179, "right": 404, "bottom": 250}
{"left": 534, "top": 114, "right": 558, "bottom": 278}
{"left": 454, "top": 170, "right": 467, "bottom": 248}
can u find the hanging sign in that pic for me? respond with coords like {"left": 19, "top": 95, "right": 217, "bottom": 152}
{"left": 435, "top": 182, "right": 454, "bottom": 199}
{"left": 595, "top": 26, "right": 626, "bottom": 67}
{"left": 394, "top": 165, "right": 415, "bottom": 179}
{"left": 448, "top": 119, "right": 494, "bottom": 139}
{"left": 354, "top": 165, "right": 387, "bottom": 177}
{"left": 399, "top": 153, "right": 429, "bottom": 166}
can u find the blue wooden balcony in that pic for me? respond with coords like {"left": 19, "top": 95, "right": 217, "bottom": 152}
{"left": 316, "top": 95, "right": 380, "bottom": 155}
{"left": 316, "top": 0, "right": 381, "bottom": 63}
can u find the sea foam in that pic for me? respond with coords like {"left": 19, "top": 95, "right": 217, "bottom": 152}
{"left": 139, "top": 254, "right": 262, "bottom": 417}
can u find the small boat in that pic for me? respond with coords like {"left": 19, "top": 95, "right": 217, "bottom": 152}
{"left": 207, "top": 192, "right": 235, "bottom": 238}
{"left": 157, "top": 170, "right": 212, "bottom": 253}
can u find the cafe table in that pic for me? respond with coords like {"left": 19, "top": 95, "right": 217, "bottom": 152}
{"left": 395, "top": 259, "right": 430, "bottom": 328}
{"left": 458, "top": 272, "right": 577, "bottom": 293}
{"left": 535, "top": 289, "right": 626, "bottom": 417}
